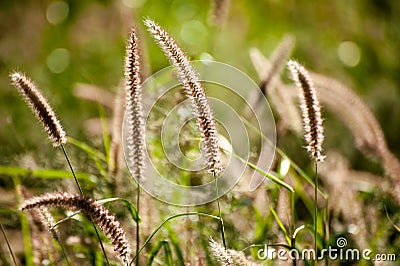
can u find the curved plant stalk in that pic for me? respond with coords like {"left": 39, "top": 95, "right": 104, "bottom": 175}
{"left": 288, "top": 61, "right": 325, "bottom": 264}
{"left": 129, "top": 212, "right": 220, "bottom": 266}
{"left": 124, "top": 27, "right": 145, "bottom": 266}
{"left": 21, "top": 192, "right": 132, "bottom": 264}
{"left": 60, "top": 144, "right": 111, "bottom": 265}
{"left": 10, "top": 71, "right": 110, "bottom": 264}
{"left": 146, "top": 240, "right": 173, "bottom": 266}
{"left": 144, "top": 20, "right": 227, "bottom": 251}
{"left": 13, "top": 177, "right": 33, "bottom": 266}
{"left": 0, "top": 165, "right": 91, "bottom": 181}
{"left": 1, "top": 223, "right": 17, "bottom": 265}
{"left": 240, "top": 115, "right": 327, "bottom": 198}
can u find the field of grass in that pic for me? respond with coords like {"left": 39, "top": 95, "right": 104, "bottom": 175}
{"left": 1, "top": 0, "right": 400, "bottom": 265}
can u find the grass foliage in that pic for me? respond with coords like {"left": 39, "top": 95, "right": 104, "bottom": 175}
{"left": 1, "top": 1, "right": 400, "bottom": 265}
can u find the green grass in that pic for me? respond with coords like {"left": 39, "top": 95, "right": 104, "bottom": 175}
{"left": 1, "top": 1, "right": 400, "bottom": 265}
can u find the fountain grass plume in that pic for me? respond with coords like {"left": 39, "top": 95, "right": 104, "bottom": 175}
{"left": 21, "top": 192, "right": 132, "bottom": 264}
{"left": 144, "top": 19, "right": 223, "bottom": 176}
{"left": 10, "top": 71, "right": 66, "bottom": 147}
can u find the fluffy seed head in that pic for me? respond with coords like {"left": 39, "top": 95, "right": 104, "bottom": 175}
{"left": 144, "top": 19, "right": 223, "bottom": 175}
{"left": 21, "top": 192, "right": 132, "bottom": 264}
{"left": 209, "top": 238, "right": 261, "bottom": 265}
{"left": 124, "top": 27, "right": 146, "bottom": 180}
{"left": 287, "top": 60, "right": 325, "bottom": 162}
{"left": 260, "top": 35, "right": 295, "bottom": 93}
{"left": 10, "top": 71, "right": 66, "bottom": 147}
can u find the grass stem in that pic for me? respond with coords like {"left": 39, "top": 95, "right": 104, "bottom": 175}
{"left": 214, "top": 174, "right": 227, "bottom": 249}
{"left": 61, "top": 144, "right": 110, "bottom": 265}
{"left": 57, "top": 239, "right": 71, "bottom": 266}
{"left": 136, "top": 183, "right": 140, "bottom": 266}
{"left": 129, "top": 212, "right": 220, "bottom": 265}
{"left": 314, "top": 161, "right": 318, "bottom": 264}
{"left": 1, "top": 223, "right": 17, "bottom": 266}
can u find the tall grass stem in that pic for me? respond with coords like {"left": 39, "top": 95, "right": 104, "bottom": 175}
{"left": 60, "top": 144, "right": 110, "bottom": 265}
{"left": 136, "top": 184, "right": 140, "bottom": 266}
{"left": 129, "top": 212, "right": 220, "bottom": 265}
{"left": 214, "top": 175, "right": 227, "bottom": 249}
{"left": 58, "top": 240, "right": 71, "bottom": 266}
{"left": 1, "top": 223, "right": 17, "bottom": 265}
{"left": 314, "top": 162, "right": 318, "bottom": 264}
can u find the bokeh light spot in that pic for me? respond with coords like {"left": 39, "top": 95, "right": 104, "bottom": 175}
{"left": 46, "top": 1, "right": 69, "bottom": 25}
{"left": 46, "top": 48, "right": 70, "bottom": 73}
{"left": 199, "top": 52, "right": 214, "bottom": 61}
{"left": 172, "top": 2, "right": 197, "bottom": 21}
{"left": 338, "top": 41, "right": 361, "bottom": 67}
{"left": 122, "top": 0, "right": 146, "bottom": 8}
{"left": 180, "top": 20, "right": 208, "bottom": 46}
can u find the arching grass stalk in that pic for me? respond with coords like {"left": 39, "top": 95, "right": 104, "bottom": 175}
{"left": 314, "top": 162, "right": 318, "bottom": 258}
{"left": 144, "top": 20, "right": 226, "bottom": 250}
{"left": 10, "top": 72, "right": 110, "bottom": 265}
{"left": 1, "top": 223, "right": 17, "bottom": 265}
{"left": 214, "top": 174, "right": 227, "bottom": 249}
{"left": 136, "top": 184, "right": 140, "bottom": 265}
{"left": 34, "top": 205, "right": 71, "bottom": 266}
{"left": 21, "top": 192, "right": 132, "bottom": 264}
{"left": 129, "top": 212, "right": 220, "bottom": 266}
{"left": 239, "top": 115, "right": 327, "bottom": 198}
{"left": 124, "top": 27, "right": 145, "bottom": 266}
{"left": 61, "top": 144, "right": 110, "bottom": 265}
{"left": 287, "top": 60, "right": 325, "bottom": 264}
{"left": 59, "top": 241, "right": 71, "bottom": 266}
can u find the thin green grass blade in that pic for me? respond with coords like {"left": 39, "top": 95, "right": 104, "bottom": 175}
{"left": 67, "top": 137, "right": 109, "bottom": 180}
{"left": 384, "top": 206, "right": 400, "bottom": 232}
{"left": 98, "top": 105, "right": 111, "bottom": 163}
{"left": 96, "top": 197, "right": 139, "bottom": 223}
{"left": 146, "top": 240, "right": 174, "bottom": 266}
{"left": 276, "top": 146, "right": 327, "bottom": 197}
{"left": 1, "top": 223, "right": 17, "bottom": 265}
{"left": 269, "top": 206, "right": 291, "bottom": 244}
{"left": 165, "top": 227, "right": 185, "bottom": 266}
{"left": 162, "top": 241, "right": 174, "bottom": 266}
{"left": 0, "top": 166, "right": 91, "bottom": 180}
{"left": 130, "top": 212, "right": 220, "bottom": 265}
{"left": 51, "top": 210, "right": 82, "bottom": 230}
{"left": 67, "top": 137, "right": 107, "bottom": 162}
{"left": 0, "top": 208, "right": 21, "bottom": 214}
{"left": 13, "top": 177, "right": 33, "bottom": 266}
{"left": 146, "top": 240, "right": 164, "bottom": 266}
{"left": 241, "top": 116, "right": 327, "bottom": 197}
{"left": 20, "top": 213, "right": 33, "bottom": 266}
{"left": 304, "top": 224, "right": 324, "bottom": 251}
{"left": 232, "top": 151, "right": 294, "bottom": 192}
{"left": 291, "top": 169, "right": 315, "bottom": 214}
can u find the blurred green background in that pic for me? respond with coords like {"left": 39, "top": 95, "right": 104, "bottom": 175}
{"left": 1, "top": 0, "right": 400, "bottom": 172}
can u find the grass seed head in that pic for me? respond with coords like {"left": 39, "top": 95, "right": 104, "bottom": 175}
{"left": 144, "top": 19, "right": 223, "bottom": 175}
{"left": 21, "top": 192, "right": 132, "bottom": 264}
{"left": 124, "top": 27, "right": 146, "bottom": 180}
{"left": 10, "top": 71, "right": 66, "bottom": 147}
{"left": 287, "top": 60, "right": 325, "bottom": 162}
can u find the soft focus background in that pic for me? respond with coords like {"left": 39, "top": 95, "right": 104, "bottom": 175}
{"left": 1, "top": 0, "right": 400, "bottom": 166}
{"left": 1, "top": 0, "right": 400, "bottom": 265}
